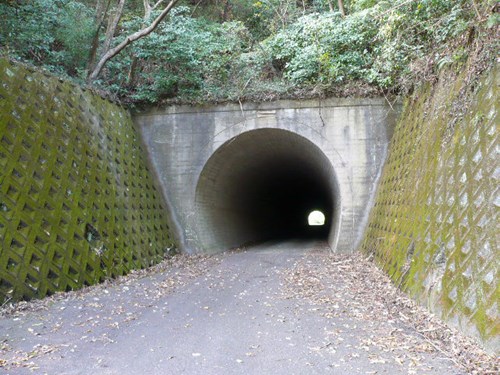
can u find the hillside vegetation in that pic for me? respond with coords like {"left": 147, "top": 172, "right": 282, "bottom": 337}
{"left": 1, "top": 0, "right": 498, "bottom": 104}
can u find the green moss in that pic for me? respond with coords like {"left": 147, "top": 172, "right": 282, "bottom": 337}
{"left": 0, "top": 59, "right": 175, "bottom": 302}
{"left": 361, "top": 64, "right": 499, "bottom": 352}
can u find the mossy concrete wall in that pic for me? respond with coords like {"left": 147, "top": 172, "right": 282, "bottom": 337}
{"left": 0, "top": 59, "right": 174, "bottom": 303}
{"left": 362, "top": 65, "right": 498, "bottom": 352}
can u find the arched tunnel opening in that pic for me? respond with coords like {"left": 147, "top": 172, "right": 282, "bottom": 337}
{"left": 194, "top": 128, "right": 341, "bottom": 253}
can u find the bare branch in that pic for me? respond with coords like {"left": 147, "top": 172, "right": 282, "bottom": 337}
{"left": 88, "top": 0, "right": 179, "bottom": 81}
{"left": 153, "top": 0, "right": 166, "bottom": 11}
{"left": 102, "top": 0, "right": 126, "bottom": 55}
{"left": 327, "top": 0, "right": 334, "bottom": 12}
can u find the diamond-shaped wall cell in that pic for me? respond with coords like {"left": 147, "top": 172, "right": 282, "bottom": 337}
{"left": 362, "top": 66, "right": 499, "bottom": 352}
{"left": 0, "top": 59, "right": 174, "bottom": 303}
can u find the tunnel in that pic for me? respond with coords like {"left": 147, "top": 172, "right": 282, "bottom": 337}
{"left": 194, "top": 128, "right": 341, "bottom": 253}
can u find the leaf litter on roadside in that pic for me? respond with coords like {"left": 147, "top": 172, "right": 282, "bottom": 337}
{"left": 0, "top": 253, "right": 220, "bottom": 370}
{"left": 282, "top": 249, "right": 498, "bottom": 375}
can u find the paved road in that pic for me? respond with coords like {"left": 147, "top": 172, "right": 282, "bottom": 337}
{"left": 1, "top": 241, "right": 468, "bottom": 374}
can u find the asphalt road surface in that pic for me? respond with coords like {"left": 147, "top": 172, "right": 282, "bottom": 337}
{"left": 1, "top": 241, "right": 478, "bottom": 374}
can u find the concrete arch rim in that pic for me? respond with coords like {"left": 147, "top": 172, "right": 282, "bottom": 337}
{"left": 193, "top": 127, "right": 342, "bottom": 253}
{"left": 189, "top": 121, "right": 333, "bottom": 206}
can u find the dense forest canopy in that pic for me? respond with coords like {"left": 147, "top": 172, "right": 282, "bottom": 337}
{"left": 0, "top": 0, "right": 498, "bottom": 104}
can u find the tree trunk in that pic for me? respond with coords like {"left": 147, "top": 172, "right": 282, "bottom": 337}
{"left": 143, "top": 0, "right": 152, "bottom": 20}
{"left": 101, "top": 0, "right": 126, "bottom": 57}
{"left": 221, "top": 0, "right": 231, "bottom": 22}
{"left": 127, "top": 55, "right": 139, "bottom": 86}
{"left": 88, "top": 0, "right": 179, "bottom": 81}
{"left": 338, "top": 0, "right": 345, "bottom": 16}
{"left": 127, "top": 0, "right": 161, "bottom": 86}
{"left": 327, "top": 0, "right": 334, "bottom": 12}
{"left": 87, "top": 0, "right": 112, "bottom": 73}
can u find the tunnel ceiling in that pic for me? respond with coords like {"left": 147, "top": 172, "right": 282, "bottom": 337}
{"left": 195, "top": 128, "right": 340, "bottom": 253}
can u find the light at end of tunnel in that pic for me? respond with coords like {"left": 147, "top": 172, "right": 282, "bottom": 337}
{"left": 308, "top": 210, "right": 325, "bottom": 226}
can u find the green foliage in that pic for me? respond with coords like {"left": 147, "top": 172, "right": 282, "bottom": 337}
{"left": 264, "top": 13, "right": 332, "bottom": 83}
{"left": 0, "top": 0, "right": 94, "bottom": 77}
{"left": 54, "top": 2, "right": 95, "bottom": 73}
{"left": 263, "top": 10, "right": 383, "bottom": 85}
{"left": 319, "top": 10, "right": 379, "bottom": 84}
{"left": 350, "top": 0, "right": 378, "bottom": 12}
{"left": 261, "top": 0, "right": 478, "bottom": 93}
{"left": 0, "top": 0, "right": 488, "bottom": 102}
{"left": 249, "top": 0, "right": 300, "bottom": 38}
{"left": 190, "top": 0, "right": 324, "bottom": 40}
{"left": 103, "top": 7, "right": 251, "bottom": 102}
{"left": 486, "top": 13, "right": 500, "bottom": 28}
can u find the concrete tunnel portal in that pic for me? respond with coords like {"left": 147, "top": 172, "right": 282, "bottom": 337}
{"left": 194, "top": 128, "right": 341, "bottom": 253}
{"left": 135, "top": 98, "right": 397, "bottom": 254}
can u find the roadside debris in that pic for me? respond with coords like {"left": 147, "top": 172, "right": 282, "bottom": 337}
{"left": 283, "top": 250, "right": 498, "bottom": 375}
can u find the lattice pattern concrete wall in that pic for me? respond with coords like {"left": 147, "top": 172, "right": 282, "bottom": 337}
{"left": 0, "top": 59, "right": 174, "bottom": 303}
{"left": 362, "top": 65, "right": 499, "bottom": 351}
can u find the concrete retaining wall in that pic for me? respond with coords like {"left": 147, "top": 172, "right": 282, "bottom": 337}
{"left": 361, "top": 65, "right": 499, "bottom": 352}
{"left": 0, "top": 60, "right": 175, "bottom": 303}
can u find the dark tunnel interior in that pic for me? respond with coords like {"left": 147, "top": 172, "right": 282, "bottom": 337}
{"left": 195, "top": 128, "right": 340, "bottom": 253}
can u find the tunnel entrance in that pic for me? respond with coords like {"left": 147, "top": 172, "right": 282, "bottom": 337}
{"left": 194, "top": 128, "right": 341, "bottom": 253}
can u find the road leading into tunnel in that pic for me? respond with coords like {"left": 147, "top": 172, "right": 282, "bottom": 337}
{"left": 0, "top": 241, "right": 479, "bottom": 374}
